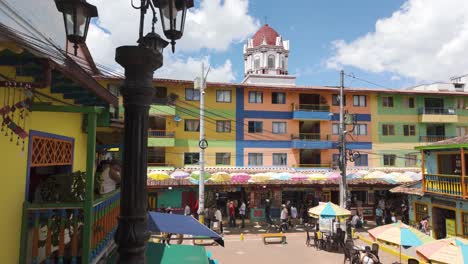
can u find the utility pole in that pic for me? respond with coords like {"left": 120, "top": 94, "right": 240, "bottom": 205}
{"left": 195, "top": 63, "right": 209, "bottom": 224}
{"left": 339, "top": 70, "right": 348, "bottom": 208}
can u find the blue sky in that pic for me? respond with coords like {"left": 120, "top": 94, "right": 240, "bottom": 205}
{"left": 5, "top": 0, "right": 465, "bottom": 89}
{"left": 193, "top": 0, "right": 408, "bottom": 87}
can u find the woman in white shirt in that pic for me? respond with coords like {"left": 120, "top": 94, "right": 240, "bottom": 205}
{"left": 214, "top": 208, "right": 223, "bottom": 234}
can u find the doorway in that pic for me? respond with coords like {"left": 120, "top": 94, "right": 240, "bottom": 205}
{"left": 432, "top": 206, "right": 456, "bottom": 239}
{"left": 300, "top": 149, "right": 321, "bottom": 166}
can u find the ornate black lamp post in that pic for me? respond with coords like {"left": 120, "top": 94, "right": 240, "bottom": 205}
{"left": 114, "top": 0, "right": 192, "bottom": 262}
{"left": 56, "top": 0, "right": 193, "bottom": 263}
{"left": 54, "top": 0, "right": 98, "bottom": 55}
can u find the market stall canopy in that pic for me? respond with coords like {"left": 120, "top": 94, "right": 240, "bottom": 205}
{"left": 148, "top": 212, "right": 224, "bottom": 247}
{"left": 416, "top": 237, "right": 468, "bottom": 264}
{"left": 146, "top": 242, "right": 211, "bottom": 264}
{"left": 308, "top": 202, "right": 351, "bottom": 219}
{"left": 148, "top": 171, "right": 170, "bottom": 181}
{"left": 171, "top": 170, "right": 190, "bottom": 179}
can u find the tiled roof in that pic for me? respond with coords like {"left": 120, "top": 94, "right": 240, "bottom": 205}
{"left": 429, "top": 135, "right": 468, "bottom": 146}
{"left": 389, "top": 181, "right": 424, "bottom": 196}
{"left": 252, "top": 24, "right": 279, "bottom": 47}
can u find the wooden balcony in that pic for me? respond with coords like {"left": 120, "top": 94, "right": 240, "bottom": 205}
{"left": 20, "top": 190, "right": 120, "bottom": 264}
{"left": 423, "top": 174, "right": 466, "bottom": 197}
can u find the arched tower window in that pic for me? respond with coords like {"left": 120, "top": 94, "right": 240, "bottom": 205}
{"left": 254, "top": 57, "right": 260, "bottom": 70}
{"left": 268, "top": 55, "right": 275, "bottom": 69}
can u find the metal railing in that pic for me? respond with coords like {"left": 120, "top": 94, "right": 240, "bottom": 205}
{"left": 148, "top": 130, "right": 175, "bottom": 138}
{"left": 292, "top": 103, "right": 330, "bottom": 112}
{"left": 419, "top": 135, "right": 455, "bottom": 142}
{"left": 424, "top": 174, "right": 463, "bottom": 196}
{"left": 291, "top": 133, "right": 330, "bottom": 141}
{"left": 419, "top": 107, "right": 457, "bottom": 115}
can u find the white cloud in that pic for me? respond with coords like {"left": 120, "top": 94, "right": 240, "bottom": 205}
{"left": 86, "top": 0, "right": 257, "bottom": 82}
{"left": 327, "top": 0, "right": 468, "bottom": 82}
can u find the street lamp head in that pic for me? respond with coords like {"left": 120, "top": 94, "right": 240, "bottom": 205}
{"left": 138, "top": 31, "right": 169, "bottom": 54}
{"left": 153, "top": 0, "right": 194, "bottom": 52}
{"left": 55, "top": 0, "right": 98, "bottom": 55}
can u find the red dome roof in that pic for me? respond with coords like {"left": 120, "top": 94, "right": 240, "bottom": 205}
{"left": 252, "top": 24, "right": 279, "bottom": 47}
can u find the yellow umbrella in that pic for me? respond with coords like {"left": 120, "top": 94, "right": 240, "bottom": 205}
{"left": 308, "top": 173, "right": 326, "bottom": 181}
{"left": 250, "top": 173, "right": 272, "bottom": 183}
{"left": 210, "top": 172, "right": 231, "bottom": 182}
{"left": 148, "top": 171, "right": 170, "bottom": 181}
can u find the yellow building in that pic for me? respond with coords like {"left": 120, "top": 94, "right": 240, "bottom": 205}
{"left": 0, "top": 26, "right": 119, "bottom": 263}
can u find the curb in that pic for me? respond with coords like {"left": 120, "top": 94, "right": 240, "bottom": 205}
{"left": 356, "top": 234, "right": 426, "bottom": 263}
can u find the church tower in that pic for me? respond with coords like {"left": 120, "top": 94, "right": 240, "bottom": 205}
{"left": 242, "top": 24, "right": 296, "bottom": 85}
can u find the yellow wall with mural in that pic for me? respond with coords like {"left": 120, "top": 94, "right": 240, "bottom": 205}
{"left": 0, "top": 82, "right": 89, "bottom": 262}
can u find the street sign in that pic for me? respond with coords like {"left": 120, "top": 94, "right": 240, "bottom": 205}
{"left": 199, "top": 139, "right": 208, "bottom": 149}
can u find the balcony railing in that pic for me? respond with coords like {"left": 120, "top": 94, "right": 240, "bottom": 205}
{"left": 148, "top": 130, "right": 175, "bottom": 138}
{"left": 291, "top": 133, "right": 330, "bottom": 141}
{"left": 419, "top": 135, "right": 455, "bottom": 142}
{"left": 419, "top": 107, "right": 457, "bottom": 115}
{"left": 293, "top": 103, "right": 330, "bottom": 112}
{"left": 20, "top": 190, "right": 121, "bottom": 264}
{"left": 424, "top": 174, "right": 463, "bottom": 197}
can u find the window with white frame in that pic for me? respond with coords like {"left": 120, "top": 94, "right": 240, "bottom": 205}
{"left": 457, "top": 127, "right": 467, "bottom": 137}
{"left": 383, "top": 154, "right": 396, "bottom": 166}
{"left": 184, "top": 152, "right": 199, "bottom": 165}
{"left": 382, "top": 96, "right": 394, "bottom": 107}
{"left": 254, "top": 57, "right": 260, "bottom": 69}
{"left": 248, "top": 153, "right": 263, "bottom": 166}
{"left": 216, "top": 90, "right": 231, "bottom": 103}
{"left": 405, "top": 154, "right": 417, "bottom": 167}
{"left": 248, "top": 121, "right": 263, "bottom": 133}
{"left": 382, "top": 124, "right": 395, "bottom": 136}
{"left": 268, "top": 55, "right": 275, "bottom": 69}
{"left": 216, "top": 120, "right": 231, "bottom": 133}
{"left": 272, "top": 122, "right": 287, "bottom": 134}
{"left": 354, "top": 154, "right": 368, "bottom": 166}
{"left": 353, "top": 95, "right": 366, "bottom": 107}
{"left": 332, "top": 94, "right": 346, "bottom": 106}
{"left": 184, "top": 119, "right": 200, "bottom": 132}
{"left": 272, "top": 92, "right": 286, "bottom": 104}
{"left": 216, "top": 153, "right": 231, "bottom": 165}
{"left": 185, "top": 88, "right": 200, "bottom": 101}
{"left": 403, "top": 97, "right": 415, "bottom": 108}
{"left": 353, "top": 124, "right": 367, "bottom": 135}
{"left": 273, "top": 153, "right": 287, "bottom": 166}
{"left": 403, "top": 124, "right": 416, "bottom": 136}
{"left": 332, "top": 123, "right": 340, "bottom": 135}
{"left": 249, "top": 91, "right": 263, "bottom": 103}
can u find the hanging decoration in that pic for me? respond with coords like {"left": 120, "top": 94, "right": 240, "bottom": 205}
{"left": 1, "top": 82, "right": 33, "bottom": 151}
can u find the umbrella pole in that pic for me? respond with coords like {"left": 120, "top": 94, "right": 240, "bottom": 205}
{"left": 400, "top": 246, "right": 402, "bottom": 264}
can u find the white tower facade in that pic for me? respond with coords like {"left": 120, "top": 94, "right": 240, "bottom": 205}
{"left": 242, "top": 24, "right": 296, "bottom": 86}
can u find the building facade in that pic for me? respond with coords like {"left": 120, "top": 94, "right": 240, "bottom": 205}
{"left": 99, "top": 24, "right": 468, "bottom": 171}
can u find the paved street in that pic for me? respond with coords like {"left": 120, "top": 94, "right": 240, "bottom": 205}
{"left": 207, "top": 231, "right": 400, "bottom": 264}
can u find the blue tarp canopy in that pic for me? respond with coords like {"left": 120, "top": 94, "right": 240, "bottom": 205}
{"left": 148, "top": 212, "right": 224, "bottom": 247}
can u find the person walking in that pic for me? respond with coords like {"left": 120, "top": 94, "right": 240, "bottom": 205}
{"left": 239, "top": 201, "right": 246, "bottom": 229}
{"left": 280, "top": 204, "right": 288, "bottom": 232}
{"left": 290, "top": 205, "right": 298, "bottom": 228}
{"left": 214, "top": 207, "right": 223, "bottom": 234}
{"left": 265, "top": 199, "right": 272, "bottom": 225}
{"left": 229, "top": 201, "right": 236, "bottom": 228}
{"left": 375, "top": 206, "right": 383, "bottom": 226}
